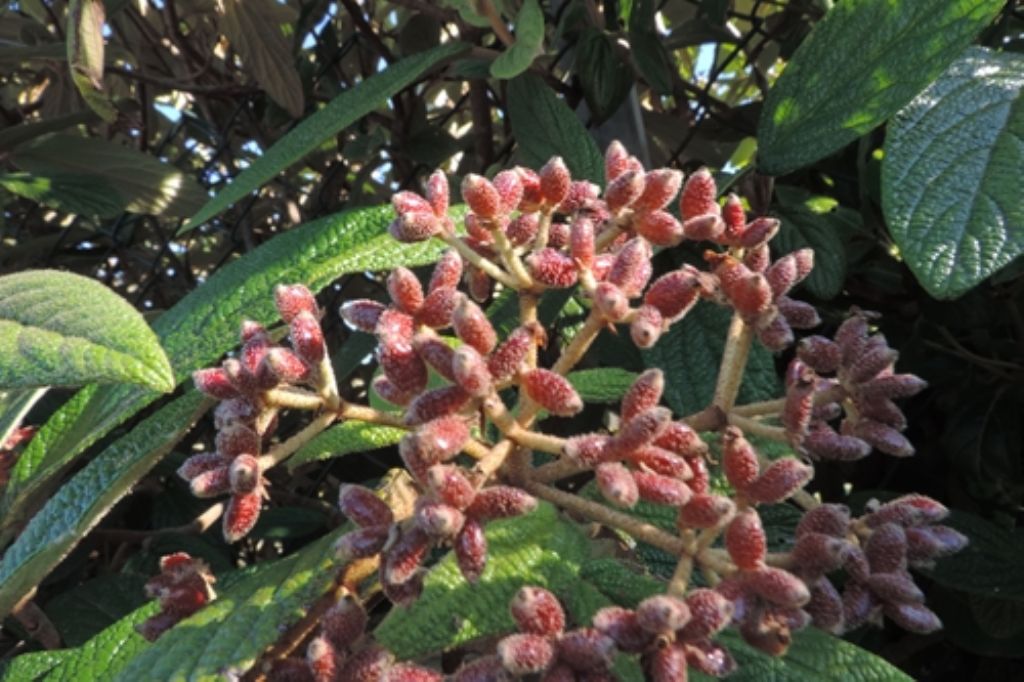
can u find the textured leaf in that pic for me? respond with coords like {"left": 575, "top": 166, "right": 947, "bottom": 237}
{"left": 0, "top": 650, "right": 70, "bottom": 681}
{"left": 567, "top": 368, "right": 638, "bottom": 403}
{"left": 0, "top": 172, "right": 124, "bottom": 217}
{"left": 757, "top": 0, "right": 1003, "bottom": 175}
{"left": 507, "top": 73, "right": 604, "bottom": 184}
{"left": 641, "top": 301, "right": 780, "bottom": 416}
{"left": 579, "top": 557, "right": 664, "bottom": 607}
{"left": 286, "top": 420, "right": 406, "bottom": 471}
{"left": 217, "top": 0, "right": 304, "bottom": 118}
{"left": 628, "top": 0, "right": 673, "bottom": 95}
{"left": 708, "top": 628, "right": 912, "bottom": 682}
{"left": 0, "top": 205, "right": 450, "bottom": 533}
{"left": 773, "top": 186, "right": 856, "bottom": 300}
{"left": 114, "top": 531, "right": 343, "bottom": 681}
{"left": 11, "top": 134, "right": 207, "bottom": 217}
{"left": 575, "top": 28, "right": 633, "bottom": 123}
{"left": 0, "top": 270, "right": 175, "bottom": 392}
{"left": 182, "top": 41, "right": 466, "bottom": 231}
{"left": 40, "top": 602, "right": 159, "bottom": 682}
{"left": 43, "top": 573, "right": 149, "bottom": 647}
{"left": 0, "top": 391, "right": 208, "bottom": 619}
{"left": 490, "top": 0, "right": 544, "bottom": 79}
{"left": 925, "top": 511, "right": 1024, "bottom": 602}
{"left": 375, "top": 502, "right": 590, "bottom": 659}
{"left": 67, "top": 0, "right": 117, "bottom": 122}
{"left": 882, "top": 47, "right": 1024, "bottom": 299}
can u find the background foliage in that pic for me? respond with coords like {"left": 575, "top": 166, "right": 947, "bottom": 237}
{"left": 0, "top": 1, "right": 1022, "bottom": 680}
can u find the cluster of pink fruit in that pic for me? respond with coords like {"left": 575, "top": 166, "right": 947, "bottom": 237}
{"left": 174, "top": 141, "right": 965, "bottom": 681}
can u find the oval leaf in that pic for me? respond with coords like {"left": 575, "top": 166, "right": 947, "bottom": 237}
{"left": 286, "top": 420, "right": 406, "bottom": 471}
{"left": 490, "top": 0, "right": 544, "bottom": 79}
{"left": 0, "top": 391, "right": 208, "bottom": 619}
{"left": 181, "top": 41, "right": 467, "bottom": 232}
{"left": 773, "top": 186, "right": 856, "bottom": 300}
{"left": 0, "top": 172, "right": 125, "bottom": 217}
{"left": 0, "top": 270, "right": 174, "bottom": 392}
{"left": 882, "top": 47, "right": 1024, "bottom": 299}
{"left": 575, "top": 28, "right": 633, "bottom": 123}
{"left": 757, "top": 0, "right": 1003, "bottom": 176}
{"left": 567, "top": 368, "right": 638, "bottom": 403}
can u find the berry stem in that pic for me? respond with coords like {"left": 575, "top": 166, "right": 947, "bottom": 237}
{"left": 519, "top": 292, "right": 540, "bottom": 369}
{"left": 533, "top": 209, "right": 554, "bottom": 251}
{"left": 263, "top": 387, "right": 325, "bottom": 411}
{"left": 726, "top": 413, "right": 788, "bottom": 442}
{"left": 439, "top": 232, "right": 519, "bottom": 289}
{"left": 730, "top": 383, "right": 845, "bottom": 418}
{"left": 712, "top": 312, "right": 754, "bottom": 412}
{"left": 260, "top": 411, "right": 338, "bottom": 468}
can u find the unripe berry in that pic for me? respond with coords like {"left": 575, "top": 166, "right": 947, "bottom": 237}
{"left": 306, "top": 635, "right": 340, "bottom": 682}
{"left": 539, "top": 157, "right": 571, "bottom": 205}
{"left": 797, "top": 336, "right": 841, "bottom": 374}
{"left": 522, "top": 369, "right": 583, "bottom": 416}
{"left": 341, "top": 299, "right": 387, "bottom": 333}
{"left": 193, "top": 367, "right": 240, "bottom": 400}
{"left": 743, "top": 566, "right": 811, "bottom": 608}
{"left": 653, "top": 421, "right": 706, "bottom": 458}
{"left": 679, "top": 588, "right": 734, "bottom": 639}
{"left": 796, "top": 504, "right": 850, "bottom": 539}
{"left": 489, "top": 323, "right": 546, "bottom": 381}
{"left": 563, "top": 434, "right": 613, "bottom": 467}
{"left": 223, "top": 491, "right": 261, "bottom": 543}
{"left": 736, "top": 216, "right": 780, "bottom": 248}
{"left": 555, "top": 628, "right": 616, "bottom": 672}
{"left": 335, "top": 528, "right": 388, "bottom": 566}
{"left": 427, "top": 464, "right": 477, "bottom": 510}
{"left": 455, "top": 518, "right": 487, "bottom": 582}
{"left": 883, "top": 602, "right": 942, "bottom": 634}
{"left": 415, "top": 500, "right": 466, "bottom": 540}
{"left": 634, "top": 471, "right": 692, "bottom": 506}
{"left": 462, "top": 174, "right": 503, "bottom": 219}
{"left": 682, "top": 214, "right": 725, "bottom": 241}
{"left": 805, "top": 577, "right": 844, "bottom": 634}
{"left": 570, "top": 217, "right": 595, "bottom": 268}
{"left": 644, "top": 269, "right": 701, "bottom": 322}
{"left": 648, "top": 644, "right": 688, "bottom": 682}
{"left": 593, "top": 282, "right": 629, "bottom": 322}
{"left": 726, "top": 508, "right": 767, "bottom": 570}
{"left": 510, "top": 586, "right": 566, "bottom": 636}
{"left": 592, "top": 606, "right": 651, "bottom": 653}
{"left": 608, "top": 238, "right": 653, "bottom": 297}
{"left": 274, "top": 284, "right": 319, "bottom": 323}
{"left": 404, "top": 385, "right": 471, "bottom": 425}
{"left": 841, "top": 581, "right": 877, "bottom": 631}
{"left": 390, "top": 212, "right": 441, "bottom": 242}
{"left": 178, "top": 452, "right": 230, "bottom": 481}
{"left": 677, "top": 494, "right": 735, "bottom": 529}
{"left": 866, "top": 572, "right": 924, "bottom": 604}
{"left": 596, "top": 462, "right": 639, "bottom": 508}
{"left": 745, "top": 458, "right": 813, "bottom": 504}
{"left": 637, "top": 594, "right": 691, "bottom": 633}
{"left": 905, "top": 525, "right": 968, "bottom": 565}
{"left": 635, "top": 168, "right": 683, "bottom": 213}
{"left": 856, "top": 374, "right": 928, "bottom": 401}
{"left": 453, "top": 296, "right": 498, "bottom": 354}
{"left": 722, "top": 426, "right": 760, "bottom": 490}
{"left": 621, "top": 369, "right": 664, "bottom": 422}
{"left": 339, "top": 484, "right": 394, "bottom": 527}
{"left": 467, "top": 486, "right": 537, "bottom": 521}
{"left": 804, "top": 424, "right": 871, "bottom": 461}
{"left": 417, "top": 286, "right": 460, "bottom": 329}
{"left": 605, "top": 169, "right": 645, "bottom": 212}
{"left": 228, "top": 454, "right": 260, "bottom": 494}
{"left": 526, "top": 248, "right": 579, "bottom": 288}
{"left": 428, "top": 249, "right": 463, "bottom": 292}
{"left": 507, "top": 212, "right": 540, "bottom": 246}
{"left": 865, "top": 523, "right": 908, "bottom": 573}
{"left": 604, "top": 140, "right": 631, "bottom": 181}
{"left": 865, "top": 494, "right": 948, "bottom": 528}
{"left": 497, "top": 633, "right": 555, "bottom": 675}
{"left": 453, "top": 345, "right": 493, "bottom": 397}
{"left": 322, "top": 596, "right": 367, "bottom": 649}
{"left": 190, "top": 465, "right": 231, "bottom": 498}
{"left": 412, "top": 333, "right": 457, "bottom": 382}
{"left": 630, "top": 305, "right": 664, "bottom": 349}
{"left": 722, "top": 193, "right": 746, "bottom": 240}
{"left": 392, "top": 191, "right": 433, "bottom": 215}
{"left": 628, "top": 445, "right": 691, "bottom": 479}
{"left": 851, "top": 419, "right": 914, "bottom": 457}
{"left": 791, "top": 532, "right": 851, "bottom": 575}
{"left": 680, "top": 168, "right": 718, "bottom": 220}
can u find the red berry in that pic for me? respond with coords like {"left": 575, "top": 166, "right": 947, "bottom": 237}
{"left": 426, "top": 170, "right": 449, "bottom": 217}
{"left": 679, "top": 168, "right": 718, "bottom": 220}
{"left": 744, "top": 458, "right": 813, "bottom": 504}
{"left": 339, "top": 645, "right": 395, "bottom": 682}
{"left": 497, "top": 633, "right": 555, "bottom": 675}
{"left": 721, "top": 426, "right": 760, "bottom": 491}
{"left": 507, "top": 213, "right": 540, "bottom": 246}
{"left": 570, "top": 217, "right": 595, "bottom": 268}
{"left": 628, "top": 445, "right": 691, "bottom": 479}
{"left": 682, "top": 214, "right": 725, "bottom": 241}
{"left": 415, "top": 500, "right": 466, "bottom": 540}
{"left": 635, "top": 169, "right": 683, "bottom": 213}
{"left": 306, "top": 635, "right": 340, "bottom": 682}
{"left": 605, "top": 169, "right": 645, "bottom": 212}
{"left": 384, "top": 527, "right": 431, "bottom": 585}
{"left": 593, "top": 282, "right": 629, "bottom": 322}
{"left": 223, "top": 491, "right": 261, "bottom": 543}
{"left": 637, "top": 594, "right": 691, "bottom": 633}
{"left": 644, "top": 268, "right": 701, "bottom": 322}
{"left": 488, "top": 323, "right": 546, "bottom": 382}
{"left": 453, "top": 345, "right": 493, "bottom": 397}
{"left": 228, "top": 454, "right": 260, "bottom": 494}
{"left": 462, "top": 174, "right": 503, "bottom": 219}
{"left": 621, "top": 369, "right": 664, "bottom": 422}
{"left": 291, "top": 311, "right": 325, "bottom": 364}
{"left": 190, "top": 465, "right": 231, "bottom": 498}
{"left": 178, "top": 452, "right": 230, "bottom": 481}
{"left": 426, "top": 464, "right": 477, "bottom": 510}
{"left": 274, "top": 284, "right": 319, "bottom": 323}
{"left": 384, "top": 663, "right": 444, "bottom": 682}
{"left": 467, "top": 486, "right": 537, "bottom": 521}
{"left": 596, "top": 462, "right": 639, "bottom": 508}
{"left": 608, "top": 237, "right": 653, "bottom": 297}
{"left": 390, "top": 212, "right": 442, "bottom": 242}
{"left": 379, "top": 340, "right": 428, "bottom": 395}
{"left": 539, "top": 157, "right": 571, "bottom": 206}
{"left": 322, "top": 595, "right": 368, "bottom": 649}
{"left": 455, "top": 518, "right": 488, "bottom": 583}
{"left": 635, "top": 209, "right": 685, "bottom": 246}
{"left": 372, "top": 375, "right": 416, "bottom": 406}
{"left": 341, "top": 299, "right": 387, "bottom": 333}
{"left": 392, "top": 191, "right": 433, "bottom": 215}
{"left": 264, "top": 348, "right": 310, "bottom": 384}
{"left": 743, "top": 566, "right": 810, "bottom": 608}
{"left": 726, "top": 508, "right": 767, "bottom": 570}
{"left": 677, "top": 494, "right": 734, "bottom": 530}
{"left": 387, "top": 267, "right": 425, "bottom": 315}
{"left": 453, "top": 296, "right": 498, "bottom": 355}
{"left": 493, "top": 169, "right": 524, "bottom": 212}
{"left": 722, "top": 193, "right": 746, "bottom": 240}
{"left": 412, "top": 333, "right": 457, "bottom": 382}
{"left": 526, "top": 248, "right": 579, "bottom": 289}
{"left": 339, "top": 484, "right": 395, "bottom": 527}
{"left": 604, "top": 141, "right": 631, "bottom": 181}
{"left": 653, "top": 422, "right": 706, "bottom": 458}
{"left": 404, "top": 385, "right": 471, "bottom": 426}
{"left": 510, "top": 586, "right": 566, "bottom": 636}
{"left": 416, "top": 286, "right": 460, "bottom": 329}
{"left": 648, "top": 643, "right": 688, "bottom": 682}
{"left": 563, "top": 434, "right": 613, "bottom": 467}
{"left": 522, "top": 369, "right": 583, "bottom": 416}
{"left": 334, "top": 526, "right": 389, "bottom": 560}
{"left": 428, "top": 249, "right": 463, "bottom": 292}
{"left": 634, "top": 471, "right": 692, "bottom": 506}
{"left": 736, "top": 216, "right": 779, "bottom": 247}
{"left": 679, "top": 588, "right": 734, "bottom": 640}
{"left": 193, "top": 367, "right": 239, "bottom": 400}
{"left": 630, "top": 304, "right": 664, "bottom": 349}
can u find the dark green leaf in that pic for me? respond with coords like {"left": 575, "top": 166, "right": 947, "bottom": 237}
{"left": 882, "top": 47, "right": 1024, "bottom": 299}
{"left": 43, "top": 573, "right": 149, "bottom": 646}
{"left": 182, "top": 42, "right": 467, "bottom": 231}
{"left": 0, "top": 392, "right": 208, "bottom": 619}
{"left": 0, "top": 270, "right": 175, "bottom": 392}
{"left": 286, "top": 420, "right": 406, "bottom": 471}
{"left": 375, "top": 502, "right": 590, "bottom": 659}
{"left": 773, "top": 186, "right": 856, "bottom": 300}
{"left": 757, "top": 0, "right": 1004, "bottom": 175}
{"left": 628, "top": 0, "right": 673, "bottom": 95}
{"left": 11, "top": 134, "right": 207, "bottom": 218}
{"left": 641, "top": 301, "right": 780, "bottom": 416}
{"left": 39, "top": 602, "right": 159, "bottom": 681}
{"left": 0, "top": 172, "right": 125, "bottom": 217}
{"left": 566, "top": 368, "right": 637, "bottom": 403}
{"left": 507, "top": 73, "right": 604, "bottom": 184}
{"left": 490, "top": 0, "right": 544, "bottom": 79}
{"left": 575, "top": 29, "right": 633, "bottom": 123}
{"left": 925, "top": 511, "right": 1024, "bottom": 602}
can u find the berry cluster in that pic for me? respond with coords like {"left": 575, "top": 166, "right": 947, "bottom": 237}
{"left": 172, "top": 140, "right": 967, "bottom": 681}
{"left": 136, "top": 553, "right": 216, "bottom": 642}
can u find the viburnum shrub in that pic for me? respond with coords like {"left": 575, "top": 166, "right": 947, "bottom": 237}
{"left": 169, "top": 141, "right": 965, "bottom": 681}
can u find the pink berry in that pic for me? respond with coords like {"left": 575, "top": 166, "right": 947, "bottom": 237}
{"left": 178, "top": 452, "right": 230, "bottom": 481}
{"left": 507, "top": 213, "right": 540, "bottom": 246}
{"left": 341, "top": 299, "right": 387, "bottom": 333}
{"left": 462, "top": 174, "right": 503, "bottom": 220}
{"left": 634, "top": 471, "right": 692, "bottom": 506}
{"left": 722, "top": 426, "right": 760, "bottom": 491}
{"left": 387, "top": 267, "right": 425, "bottom": 315}
{"left": 416, "top": 286, "right": 460, "bottom": 329}
{"left": 392, "top": 191, "right": 433, "bottom": 215}
{"left": 274, "top": 284, "right": 319, "bottom": 323}
{"left": 510, "top": 586, "right": 566, "bottom": 636}
{"left": 453, "top": 296, "right": 498, "bottom": 355}
{"left": 628, "top": 445, "right": 691, "bottom": 479}
{"left": 426, "top": 170, "right": 449, "bottom": 217}
{"left": 653, "top": 422, "right": 706, "bottom": 458}
{"left": 522, "top": 369, "right": 583, "bottom": 416}
{"left": 264, "top": 348, "right": 311, "bottom": 384}
{"left": 593, "top": 282, "right": 630, "bottom": 322}
{"left": 679, "top": 588, "right": 734, "bottom": 640}
{"left": 630, "top": 304, "right": 664, "bottom": 349}
{"left": 679, "top": 168, "right": 718, "bottom": 219}
{"left": 497, "top": 633, "right": 555, "bottom": 675}
{"left": 412, "top": 333, "right": 457, "bottom": 382}
{"left": 306, "top": 635, "right": 340, "bottom": 682}
{"left": 677, "top": 494, "right": 735, "bottom": 530}
{"left": 596, "top": 462, "right": 639, "bottom": 508}
{"left": 604, "top": 141, "right": 631, "bottom": 181}
{"left": 467, "top": 486, "right": 537, "bottom": 521}
{"left": 570, "top": 217, "right": 595, "bottom": 268}
{"left": 604, "top": 169, "right": 645, "bottom": 213}
{"left": 563, "top": 433, "right": 614, "bottom": 467}
{"left": 455, "top": 518, "right": 488, "bottom": 582}
{"left": 453, "top": 345, "right": 493, "bottom": 397}
{"left": 644, "top": 268, "right": 701, "bottom": 322}
{"left": 390, "top": 212, "right": 442, "bottom": 242}
{"left": 743, "top": 566, "right": 811, "bottom": 608}
{"left": 493, "top": 169, "right": 524, "bottom": 212}
{"left": 415, "top": 500, "right": 466, "bottom": 540}
{"left": 621, "top": 369, "right": 664, "bottom": 422}
{"left": 384, "top": 527, "right": 431, "bottom": 585}
{"left": 637, "top": 594, "right": 691, "bottom": 633}
{"left": 865, "top": 494, "right": 948, "bottom": 528}
{"left": 539, "top": 157, "right": 571, "bottom": 206}
{"left": 726, "top": 508, "right": 767, "bottom": 570}
{"left": 682, "top": 214, "right": 725, "bottom": 241}
{"left": 488, "top": 323, "right": 546, "bottom": 382}
{"left": 608, "top": 406, "right": 672, "bottom": 457}
{"left": 722, "top": 193, "right": 746, "bottom": 240}
{"left": 379, "top": 340, "right": 428, "bottom": 395}
{"left": 223, "top": 491, "right": 261, "bottom": 543}
{"left": 635, "top": 169, "right": 683, "bottom": 213}
{"left": 796, "top": 504, "right": 851, "bottom": 538}
{"left": 736, "top": 216, "right": 779, "bottom": 247}
{"left": 372, "top": 375, "right": 416, "bottom": 406}
{"left": 339, "top": 484, "right": 395, "bottom": 527}
{"left": 427, "top": 464, "right": 477, "bottom": 510}
{"left": 744, "top": 458, "right": 813, "bottom": 504}
{"left": 634, "top": 210, "right": 684, "bottom": 246}
{"left": 791, "top": 532, "right": 851, "bottom": 575}
{"left": 526, "top": 248, "right": 579, "bottom": 289}
{"left": 428, "top": 249, "right": 463, "bottom": 292}
{"left": 608, "top": 237, "right": 653, "bottom": 297}
{"left": 193, "top": 367, "right": 239, "bottom": 400}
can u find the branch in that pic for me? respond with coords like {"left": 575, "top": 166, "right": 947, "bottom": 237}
{"left": 712, "top": 312, "right": 754, "bottom": 412}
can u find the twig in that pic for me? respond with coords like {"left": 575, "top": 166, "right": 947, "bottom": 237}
{"left": 712, "top": 312, "right": 753, "bottom": 412}
{"left": 480, "top": 0, "right": 515, "bottom": 47}
{"left": 727, "top": 413, "right": 788, "bottom": 441}
{"left": 439, "top": 232, "right": 519, "bottom": 289}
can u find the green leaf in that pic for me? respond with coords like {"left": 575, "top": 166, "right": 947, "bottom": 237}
{"left": 490, "top": 0, "right": 544, "bottom": 79}
{"left": 181, "top": 41, "right": 467, "bottom": 232}
{"left": 0, "top": 391, "right": 208, "bottom": 619}
{"left": 773, "top": 186, "right": 856, "bottom": 300}
{"left": 641, "top": 301, "right": 780, "bottom": 416}
{"left": 566, "top": 368, "right": 638, "bottom": 403}
{"left": 0, "top": 650, "right": 71, "bottom": 681}
{"left": 11, "top": 133, "right": 208, "bottom": 217}
{"left": 375, "top": 502, "right": 590, "bottom": 659}
{"left": 0, "top": 205, "right": 450, "bottom": 535}
{"left": 507, "top": 73, "right": 604, "bottom": 185}
{"left": 708, "top": 627, "right": 912, "bottom": 681}
{"left": 0, "top": 270, "right": 175, "bottom": 392}
{"left": 286, "top": 420, "right": 406, "bottom": 471}
{"left": 924, "top": 510, "right": 1024, "bottom": 602}
{"left": 0, "top": 172, "right": 124, "bottom": 217}
{"left": 757, "top": 0, "right": 1004, "bottom": 175}
{"left": 628, "top": 0, "right": 673, "bottom": 95}
{"left": 67, "top": 0, "right": 117, "bottom": 122}
{"left": 114, "top": 531, "right": 343, "bottom": 681}
{"left": 217, "top": 0, "right": 304, "bottom": 118}
{"left": 39, "top": 602, "right": 159, "bottom": 682}
{"left": 43, "top": 573, "right": 149, "bottom": 646}
{"left": 882, "top": 47, "right": 1024, "bottom": 299}
{"left": 580, "top": 557, "right": 664, "bottom": 607}
{"left": 575, "top": 28, "right": 633, "bottom": 123}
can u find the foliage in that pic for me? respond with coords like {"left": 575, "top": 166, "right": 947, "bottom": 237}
{"left": 1, "top": 1, "right": 1022, "bottom": 680}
